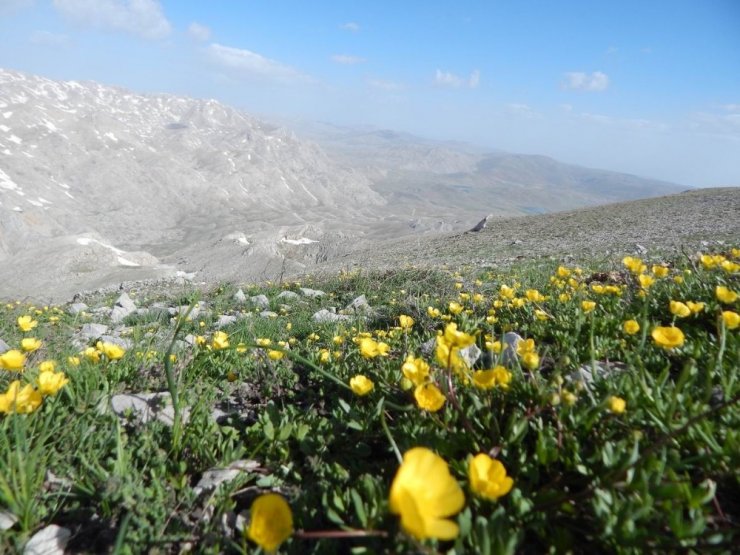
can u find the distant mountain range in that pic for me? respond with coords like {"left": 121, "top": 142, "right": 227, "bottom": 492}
{"left": 0, "top": 68, "right": 689, "bottom": 300}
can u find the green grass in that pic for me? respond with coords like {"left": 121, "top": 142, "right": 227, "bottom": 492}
{"left": 1, "top": 251, "right": 738, "bottom": 554}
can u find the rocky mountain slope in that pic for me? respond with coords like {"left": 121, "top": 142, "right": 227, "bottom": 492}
{"left": 0, "top": 68, "right": 702, "bottom": 302}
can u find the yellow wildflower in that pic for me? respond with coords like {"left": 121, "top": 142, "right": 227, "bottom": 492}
{"left": 67, "top": 356, "right": 80, "bottom": 366}
{"left": 486, "top": 340, "right": 502, "bottom": 354}
{"left": 581, "top": 300, "right": 596, "bottom": 313}
{"left": 97, "top": 342, "right": 125, "bottom": 360}
{"left": 556, "top": 266, "right": 571, "bottom": 277}
{"left": 686, "top": 301, "right": 705, "bottom": 314}
{"left": 562, "top": 390, "right": 578, "bottom": 406}
{"left": 267, "top": 350, "right": 284, "bottom": 361}
{"left": 349, "top": 375, "right": 374, "bottom": 396}
{"left": 17, "top": 315, "right": 38, "bottom": 332}
{"left": 38, "top": 360, "right": 56, "bottom": 373}
{"left": 652, "top": 265, "right": 669, "bottom": 277}
{"left": 0, "top": 349, "right": 26, "bottom": 371}
{"left": 443, "top": 323, "right": 475, "bottom": 348}
{"left": 402, "top": 356, "right": 430, "bottom": 386}
{"left": 652, "top": 326, "right": 685, "bottom": 350}
{"left": 669, "top": 301, "right": 691, "bottom": 318}
{"left": 399, "top": 315, "right": 415, "bottom": 329}
{"left": 81, "top": 347, "right": 100, "bottom": 363}
{"left": 414, "top": 383, "right": 446, "bottom": 412}
{"left": 607, "top": 396, "right": 626, "bottom": 414}
{"left": 716, "top": 285, "right": 738, "bottom": 304}
{"left": 472, "top": 366, "right": 512, "bottom": 390}
{"left": 0, "top": 381, "right": 42, "bottom": 414}
{"left": 638, "top": 274, "right": 655, "bottom": 289}
{"left": 448, "top": 301, "right": 463, "bottom": 315}
{"left": 516, "top": 338, "right": 536, "bottom": 355}
{"left": 389, "top": 447, "right": 465, "bottom": 540}
{"left": 469, "top": 454, "right": 514, "bottom": 501}
{"left": 722, "top": 311, "right": 739, "bottom": 330}
{"left": 359, "top": 338, "right": 390, "bottom": 358}
{"left": 37, "top": 370, "right": 69, "bottom": 396}
{"left": 427, "top": 306, "right": 441, "bottom": 318}
{"left": 525, "top": 289, "right": 545, "bottom": 302}
{"left": 622, "top": 320, "right": 640, "bottom": 335}
{"left": 558, "top": 293, "right": 571, "bottom": 303}
{"left": 256, "top": 338, "right": 272, "bottom": 347}
{"left": 212, "top": 331, "right": 230, "bottom": 350}
{"left": 499, "top": 285, "right": 515, "bottom": 299}
{"left": 521, "top": 351, "right": 540, "bottom": 371}
{"left": 21, "top": 338, "right": 42, "bottom": 352}
{"left": 622, "top": 256, "right": 645, "bottom": 274}
{"left": 247, "top": 493, "right": 293, "bottom": 553}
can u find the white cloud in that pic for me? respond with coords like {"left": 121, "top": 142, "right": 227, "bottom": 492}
{"left": 0, "top": 0, "right": 34, "bottom": 13}
{"left": 52, "top": 0, "right": 171, "bottom": 39}
{"left": 331, "top": 54, "right": 365, "bottom": 65}
{"left": 367, "top": 78, "right": 405, "bottom": 92}
{"left": 435, "top": 69, "right": 463, "bottom": 88}
{"left": 207, "top": 43, "right": 310, "bottom": 83}
{"left": 506, "top": 103, "right": 541, "bottom": 119}
{"left": 435, "top": 69, "right": 480, "bottom": 89}
{"left": 187, "top": 21, "right": 210, "bottom": 42}
{"left": 722, "top": 104, "right": 740, "bottom": 113}
{"left": 340, "top": 21, "right": 360, "bottom": 32}
{"left": 468, "top": 69, "right": 480, "bottom": 89}
{"left": 578, "top": 112, "right": 667, "bottom": 131}
{"left": 29, "top": 30, "right": 71, "bottom": 46}
{"left": 562, "top": 71, "right": 609, "bottom": 92}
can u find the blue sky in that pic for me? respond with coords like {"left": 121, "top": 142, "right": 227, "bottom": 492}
{"left": 1, "top": 0, "right": 739, "bottom": 186}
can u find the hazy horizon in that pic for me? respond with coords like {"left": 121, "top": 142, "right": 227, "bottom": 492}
{"left": 1, "top": 0, "right": 739, "bottom": 188}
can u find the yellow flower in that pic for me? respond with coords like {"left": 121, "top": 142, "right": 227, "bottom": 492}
{"left": 581, "top": 300, "right": 596, "bottom": 313}
{"left": 472, "top": 366, "right": 512, "bottom": 390}
{"left": 722, "top": 311, "right": 739, "bottom": 330}
{"left": 212, "top": 331, "right": 230, "bottom": 350}
{"left": 267, "top": 350, "right": 284, "bottom": 361}
{"left": 427, "top": 306, "right": 441, "bottom": 318}
{"left": 669, "top": 301, "right": 691, "bottom": 318}
{"left": 81, "top": 347, "right": 100, "bottom": 363}
{"left": 534, "top": 309, "right": 549, "bottom": 321}
{"left": 651, "top": 326, "right": 685, "bottom": 350}
{"left": 414, "top": 383, "right": 446, "bottom": 412}
{"left": 716, "top": 285, "right": 738, "bottom": 304}
{"left": 486, "top": 340, "right": 502, "bottom": 354}
{"left": 38, "top": 360, "right": 56, "bottom": 373}
{"left": 434, "top": 339, "right": 468, "bottom": 373}
{"left": 556, "top": 266, "right": 571, "bottom": 277}
{"left": 622, "top": 256, "right": 645, "bottom": 274}
{"left": 399, "top": 315, "right": 415, "bottom": 329}
{"left": 700, "top": 254, "right": 725, "bottom": 269}
{"left": 402, "top": 356, "right": 430, "bottom": 386}
{"left": 349, "top": 375, "right": 374, "bottom": 396}
{"left": 516, "top": 338, "right": 536, "bottom": 355}
{"left": 499, "top": 285, "right": 515, "bottom": 299}
{"left": 721, "top": 260, "right": 740, "bottom": 273}
{"left": 469, "top": 454, "right": 514, "bottom": 501}
{"left": 21, "top": 337, "right": 42, "bottom": 352}
{"left": 607, "top": 396, "right": 626, "bottom": 414}
{"left": 247, "top": 493, "right": 293, "bottom": 553}
{"left": 443, "top": 323, "right": 475, "bottom": 349}
{"left": 622, "top": 319, "right": 640, "bottom": 335}
{"left": 638, "top": 274, "right": 655, "bottom": 289}
{"left": 359, "top": 338, "right": 390, "bottom": 358}
{"left": 0, "top": 349, "right": 26, "bottom": 371}
{"left": 67, "top": 356, "right": 80, "bottom": 366}
{"left": 97, "top": 342, "right": 125, "bottom": 360}
{"left": 37, "top": 370, "right": 69, "bottom": 396}
{"left": 525, "top": 289, "right": 545, "bottom": 302}
{"left": 558, "top": 293, "right": 571, "bottom": 303}
{"left": 389, "top": 447, "right": 465, "bottom": 540}
{"left": 687, "top": 301, "right": 705, "bottom": 314}
{"left": 0, "top": 381, "right": 42, "bottom": 414}
{"left": 562, "top": 390, "right": 578, "bottom": 406}
{"left": 652, "top": 265, "right": 669, "bottom": 277}
{"left": 17, "top": 315, "right": 38, "bottom": 332}
{"left": 448, "top": 301, "right": 463, "bottom": 315}
{"left": 521, "top": 351, "right": 540, "bottom": 371}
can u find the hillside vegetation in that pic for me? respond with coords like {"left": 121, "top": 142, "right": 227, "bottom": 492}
{"left": 0, "top": 202, "right": 738, "bottom": 552}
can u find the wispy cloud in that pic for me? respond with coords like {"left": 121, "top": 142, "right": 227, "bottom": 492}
{"left": 578, "top": 112, "right": 667, "bottom": 131}
{"left": 435, "top": 69, "right": 480, "bottom": 89}
{"left": 207, "top": 43, "right": 310, "bottom": 84}
{"left": 367, "top": 78, "right": 405, "bottom": 92}
{"left": 506, "top": 103, "right": 540, "bottom": 119}
{"left": 562, "top": 71, "right": 609, "bottom": 92}
{"left": 52, "top": 0, "right": 171, "bottom": 39}
{"left": 340, "top": 21, "right": 359, "bottom": 32}
{"left": 468, "top": 69, "right": 480, "bottom": 89}
{"left": 187, "top": 21, "right": 210, "bottom": 42}
{"left": 331, "top": 54, "right": 365, "bottom": 65}
{"left": 29, "top": 30, "right": 71, "bottom": 46}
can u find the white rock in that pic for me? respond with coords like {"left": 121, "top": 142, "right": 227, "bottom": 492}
{"left": 233, "top": 289, "right": 247, "bottom": 303}
{"left": 299, "top": 287, "right": 325, "bottom": 299}
{"left": 68, "top": 302, "right": 88, "bottom": 315}
{"left": 0, "top": 338, "right": 9, "bottom": 354}
{"left": 80, "top": 323, "right": 109, "bottom": 340}
{"left": 312, "top": 309, "right": 350, "bottom": 323}
{"left": 23, "top": 524, "right": 71, "bottom": 555}
{"left": 216, "top": 315, "right": 238, "bottom": 328}
{"left": 249, "top": 294, "right": 269, "bottom": 309}
{"left": 110, "top": 392, "right": 190, "bottom": 427}
{"left": 0, "top": 510, "right": 17, "bottom": 531}
{"left": 276, "top": 290, "right": 300, "bottom": 301}
{"left": 193, "top": 460, "right": 260, "bottom": 496}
